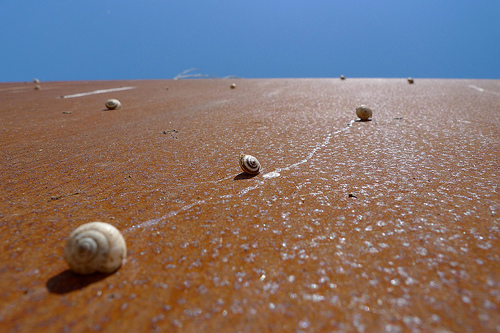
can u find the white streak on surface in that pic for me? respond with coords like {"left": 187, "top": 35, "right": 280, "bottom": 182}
{"left": 238, "top": 127, "right": 348, "bottom": 196}
{"left": 469, "top": 85, "right": 484, "bottom": 92}
{"left": 124, "top": 200, "right": 205, "bottom": 233}
{"left": 263, "top": 171, "right": 280, "bottom": 179}
{"left": 128, "top": 124, "right": 353, "bottom": 231}
{"left": 61, "top": 86, "right": 136, "bottom": 99}
{"left": 468, "top": 84, "right": 500, "bottom": 97}
{"left": 238, "top": 182, "right": 264, "bottom": 196}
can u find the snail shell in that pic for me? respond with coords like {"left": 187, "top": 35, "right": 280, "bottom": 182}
{"left": 407, "top": 77, "right": 414, "bottom": 84}
{"left": 356, "top": 105, "right": 372, "bottom": 121}
{"left": 230, "top": 83, "right": 237, "bottom": 89}
{"left": 33, "top": 78, "right": 40, "bottom": 84}
{"left": 340, "top": 75, "right": 346, "bottom": 80}
{"left": 64, "top": 222, "right": 126, "bottom": 275}
{"left": 105, "top": 99, "right": 122, "bottom": 110}
{"left": 239, "top": 154, "right": 261, "bottom": 174}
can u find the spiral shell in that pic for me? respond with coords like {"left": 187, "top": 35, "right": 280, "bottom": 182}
{"left": 105, "top": 99, "right": 122, "bottom": 110}
{"left": 340, "top": 75, "right": 346, "bottom": 80}
{"left": 356, "top": 105, "right": 372, "bottom": 121}
{"left": 230, "top": 83, "right": 237, "bottom": 89}
{"left": 239, "top": 154, "right": 261, "bottom": 174}
{"left": 407, "top": 77, "right": 414, "bottom": 84}
{"left": 64, "top": 222, "right": 126, "bottom": 275}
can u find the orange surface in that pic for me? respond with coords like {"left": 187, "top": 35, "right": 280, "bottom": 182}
{"left": 1, "top": 78, "right": 499, "bottom": 332}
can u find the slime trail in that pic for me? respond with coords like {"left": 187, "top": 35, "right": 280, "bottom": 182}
{"left": 127, "top": 120, "right": 358, "bottom": 231}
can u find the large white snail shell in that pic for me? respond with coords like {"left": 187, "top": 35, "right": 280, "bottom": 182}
{"left": 239, "top": 154, "right": 261, "bottom": 174}
{"left": 64, "top": 222, "right": 126, "bottom": 275}
{"left": 356, "top": 105, "right": 372, "bottom": 121}
{"left": 105, "top": 99, "right": 122, "bottom": 110}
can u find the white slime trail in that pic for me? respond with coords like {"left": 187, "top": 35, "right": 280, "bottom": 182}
{"left": 124, "top": 200, "right": 205, "bottom": 233}
{"left": 469, "top": 85, "right": 484, "bottom": 92}
{"left": 239, "top": 127, "right": 350, "bottom": 196}
{"left": 469, "top": 85, "right": 500, "bottom": 96}
{"left": 125, "top": 122, "right": 354, "bottom": 232}
{"left": 61, "top": 86, "right": 136, "bottom": 99}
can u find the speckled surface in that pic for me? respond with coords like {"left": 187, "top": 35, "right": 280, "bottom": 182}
{"left": 1, "top": 78, "right": 499, "bottom": 332}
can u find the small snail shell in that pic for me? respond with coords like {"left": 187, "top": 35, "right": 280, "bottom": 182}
{"left": 239, "top": 154, "right": 261, "bottom": 174}
{"left": 105, "top": 99, "right": 122, "bottom": 110}
{"left": 230, "top": 83, "right": 237, "bottom": 89}
{"left": 356, "top": 105, "right": 372, "bottom": 121}
{"left": 33, "top": 78, "right": 40, "bottom": 84}
{"left": 64, "top": 222, "right": 126, "bottom": 275}
{"left": 407, "top": 77, "right": 414, "bottom": 84}
{"left": 340, "top": 75, "right": 346, "bottom": 80}
{"left": 34, "top": 85, "right": 41, "bottom": 90}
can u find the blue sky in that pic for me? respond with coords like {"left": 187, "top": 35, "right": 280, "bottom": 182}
{"left": 1, "top": 1, "right": 499, "bottom": 82}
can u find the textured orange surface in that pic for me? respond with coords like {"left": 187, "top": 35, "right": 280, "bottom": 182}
{"left": 1, "top": 78, "right": 499, "bottom": 332}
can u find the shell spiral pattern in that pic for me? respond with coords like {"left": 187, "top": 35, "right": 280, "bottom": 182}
{"left": 239, "top": 154, "right": 261, "bottom": 174}
{"left": 64, "top": 222, "right": 127, "bottom": 275}
{"left": 105, "top": 99, "right": 122, "bottom": 110}
{"left": 356, "top": 105, "right": 372, "bottom": 121}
